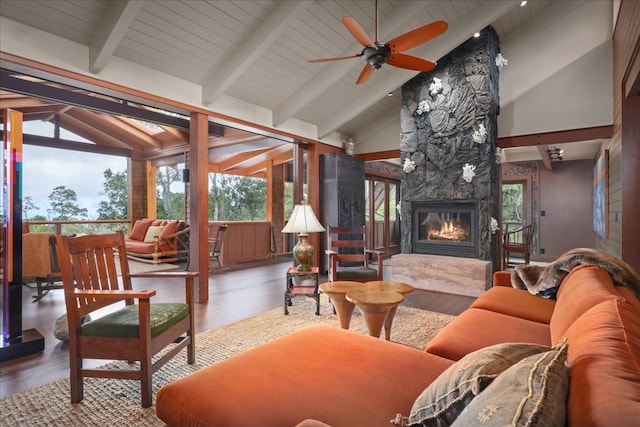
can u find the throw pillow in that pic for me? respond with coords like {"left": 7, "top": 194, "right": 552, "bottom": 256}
{"left": 391, "top": 342, "right": 551, "bottom": 427}
{"left": 129, "top": 218, "right": 154, "bottom": 241}
{"left": 450, "top": 341, "right": 569, "bottom": 427}
{"left": 144, "top": 225, "right": 165, "bottom": 243}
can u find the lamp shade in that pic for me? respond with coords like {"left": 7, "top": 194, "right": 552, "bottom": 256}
{"left": 281, "top": 204, "right": 325, "bottom": 234}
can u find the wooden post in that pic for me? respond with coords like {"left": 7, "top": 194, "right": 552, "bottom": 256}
{"left": 189, "top": 112, "right": 209, "bottom": 302}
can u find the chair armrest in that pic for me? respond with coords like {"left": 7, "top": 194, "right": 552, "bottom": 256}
{"left": 365, "top": 249, "right": 385, "bottom": 256}
{"left": 128, "top": 271, "right": 199, "bottom": 279}
{"left": 72, "top": 289, "right": 156, "bottom": 299}
{"left": 128, "top": 271, "right": 196, "bottom": 305}
{"left": 493, "top": 271, "right": 512, "bottom": 287}
{"left": 156, "top": 226, "right": 190, "bottom": 242}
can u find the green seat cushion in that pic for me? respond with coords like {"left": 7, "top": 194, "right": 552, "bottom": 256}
{"left": 336, "top": 266, "right": 379, "bottom": 280}
{"left": 81, "top": 303, "right": 189, "bottom": 339}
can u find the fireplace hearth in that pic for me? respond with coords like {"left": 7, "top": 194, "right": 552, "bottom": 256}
{"left": 412, "top": 200, "right": 479, "bottom": 258}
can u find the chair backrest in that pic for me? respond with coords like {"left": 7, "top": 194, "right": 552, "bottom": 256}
{"left": 211, "top": 224, "right": 228, "bottom": 256}
{"left": 57, "top": 230, "right": 132, "bottom": 319}
{"left": 504, "top": 223, "right": 534, "bottom": 246}
{"left": 326, "top": 225, "right": 369, "bottom": 265}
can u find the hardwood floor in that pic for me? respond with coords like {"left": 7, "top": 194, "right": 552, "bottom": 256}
{"left": 0, "top": 259, "right": 475, "bottom": 398}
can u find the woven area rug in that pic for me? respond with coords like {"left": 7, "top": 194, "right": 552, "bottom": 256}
{"left": 0, "top": 295, "right": 455, "bottom": 426}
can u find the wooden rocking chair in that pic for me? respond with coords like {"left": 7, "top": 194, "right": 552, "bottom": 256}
{"left": 56, "top": 230, "right": 197, "bottom": 407}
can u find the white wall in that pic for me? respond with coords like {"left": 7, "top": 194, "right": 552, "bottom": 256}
{"left": 357, "top": 0, "right": 614, "bottom": 152}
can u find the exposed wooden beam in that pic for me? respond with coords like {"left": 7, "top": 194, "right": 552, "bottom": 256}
{"left": 1, "top": 131, "right": 132, "bottom": 157}
{"left": 537, "top": 145, "right": 553, "bottom": 170}
{"left": 89, "top": 0, "right": 145, "bottom": 73}
{"left": 498, "top": 125, "right": 614, "bottom": 148}
{"left": 0, "top": 73, "right": 224, "bottom": 136}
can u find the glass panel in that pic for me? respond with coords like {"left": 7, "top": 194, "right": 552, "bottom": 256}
{"left": 365, "top": 178, "right": 371, "bottom": 226}
{"left": 388, "top": 182, "right": 399, "bottom": 247}
{"left": 502, "top": 182, "right": 524, "bottom": 234}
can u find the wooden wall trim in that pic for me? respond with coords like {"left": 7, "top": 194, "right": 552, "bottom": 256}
{"left": 498, "top": 125, "right": 614, "bottom": 148}
{"left": 357, "top": 150, "right": 400, "bottom": 161}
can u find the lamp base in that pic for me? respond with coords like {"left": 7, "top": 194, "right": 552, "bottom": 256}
{"left": 293, "top": 233, "right": 314, "bottom": 271}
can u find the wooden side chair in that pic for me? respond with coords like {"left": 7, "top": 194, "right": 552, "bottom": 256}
{"left": 502, "top": 223, "right": 535, "bottom": 268}
{"left": 56, "top": 230, "right": 198, "bottom": 408}
{"left": 325, "top": 225, "right": 384, "bottom": 282}
{"left": 208, "top": 224, "right": 228, "bottom": 271}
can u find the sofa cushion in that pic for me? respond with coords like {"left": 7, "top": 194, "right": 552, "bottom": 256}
{"left": 450, "top": 341, "right": 569, "bottom": 427}
{"left": 157, "top": 325, "right": 454, "bottom": 427}
{"left": 395, "top": 342, "right": 550, "bottom": 427}
{"left": 159, "top": 220, "right": 178, "bottom": 238}
{"left": 425, "top": 308, "right": 551, "bottom": 361}
{"left": 129, "top": 218, "right": 154, "bottom": 241}
{"left": 550, "top": 264, "right": 623, "bottom": 343}
{"left": 143, "top": 225, "right": 165, "bottom": 243}
{"left": 471, "top": 286, "right": 555, "bottom": 324}
{"left": 124, "top": 239, "right": 155, "bottom": 254}
{"left": 563, "top": 299, "right": 640, "bottom": 427}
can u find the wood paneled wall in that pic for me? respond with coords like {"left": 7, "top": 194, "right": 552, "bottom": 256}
{"left": 599, "top": 0, "right": 640, "bottom": 270}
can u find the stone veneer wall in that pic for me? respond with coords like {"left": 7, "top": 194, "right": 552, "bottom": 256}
{"left": 399, "top": 27, "right": 500, "bottom": 267}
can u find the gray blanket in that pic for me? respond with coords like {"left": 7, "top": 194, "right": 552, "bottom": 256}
{"left": 510, "top": 248, "right": 640, "bottom": 300}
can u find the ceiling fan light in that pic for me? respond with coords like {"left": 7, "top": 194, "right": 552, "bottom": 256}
{"left": 363, "top": 44, "right": 390, "bottom": 69}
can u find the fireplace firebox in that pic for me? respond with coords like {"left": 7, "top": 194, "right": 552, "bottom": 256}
{"left": 412, "top": 200, "right": 479, "bottom": 258}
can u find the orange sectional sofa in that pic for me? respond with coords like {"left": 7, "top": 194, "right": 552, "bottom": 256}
{"left": 156, "top": 261, "right": 640, "bottom": 426}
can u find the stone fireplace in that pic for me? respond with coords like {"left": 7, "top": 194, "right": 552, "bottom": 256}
{"left": 398, "top": 27, "right": 500, "bottom": 268}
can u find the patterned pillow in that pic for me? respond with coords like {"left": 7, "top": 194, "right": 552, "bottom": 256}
{"left": 450, "top": 341, "right": 569, "bottom": 427}
{"left": 392, "top": 342, "right": 550, "bottom": 427}
{"left": 143, "top": 225, "right": 165, "bottom": 243}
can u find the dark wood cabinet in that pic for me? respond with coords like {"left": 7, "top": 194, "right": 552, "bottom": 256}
{"left": 320, "top": 153, "right": 365, "bottom": 272}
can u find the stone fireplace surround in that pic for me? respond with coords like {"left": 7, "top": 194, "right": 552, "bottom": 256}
{"left": 394, "top": 27, "right": 500, "bottom": 295}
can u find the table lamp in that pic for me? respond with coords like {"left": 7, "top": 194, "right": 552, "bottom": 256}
{"left": 282, "top": 201, "right": 325, "bottom": 271}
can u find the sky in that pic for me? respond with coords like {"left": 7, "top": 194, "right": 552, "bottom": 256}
{"left": 23, "top": 144, "right": 127, "bottom": 219}
{"left": 10, "top": 119, "right": 127, "bottom": 219}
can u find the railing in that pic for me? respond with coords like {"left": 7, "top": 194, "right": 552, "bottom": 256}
{"left": 25, "top": 219, "right": 131, "bottom": 236}
{"left": 24, "top": 219, "right": 276, "bottom": 266}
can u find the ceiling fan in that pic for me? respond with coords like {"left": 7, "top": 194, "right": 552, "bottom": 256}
{"left": 308, "top": 0, "right": 448, "bottom": 85}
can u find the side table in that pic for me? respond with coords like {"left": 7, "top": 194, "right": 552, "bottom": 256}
{"left": 346, "top": 289, "right": 404, "bottom": 340}
{"left": 318, "top": 281, "right": 366, "bottom": 329}
{"left": 285, "top": 266, "right": 320, "bottom": 315}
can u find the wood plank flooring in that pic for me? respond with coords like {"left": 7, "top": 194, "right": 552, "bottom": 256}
{"left": 0, "top": 259, "right": 475, "bottom": 398}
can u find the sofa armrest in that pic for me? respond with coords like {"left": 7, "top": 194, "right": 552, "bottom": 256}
{"left": 493, "top": 271, "right": 512, "bottom": 287}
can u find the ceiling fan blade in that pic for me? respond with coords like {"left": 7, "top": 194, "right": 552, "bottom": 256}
{"left": 342, "top": 16, "right": 375, "bottom": 48}
{"left": 356, "top": 63, "right": 374, "bottom": 85}
{"left": 387, "top": 20, "right": 448, "bottom": 53}
{"left": 387, "top": 53, "right": 436, "bottom": 72}
{"left": 308, "top": 53, "right": 363, "bottom": 63}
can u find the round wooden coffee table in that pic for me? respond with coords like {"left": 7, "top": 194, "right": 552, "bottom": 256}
{"left": 345, "top": 289, "right": 404, "bottom": 340}
{"left": 365, "top": 281, "right": 414, "bottom": 340}
{"left": 318, "top": 281, "right": 366, "bottom": 329}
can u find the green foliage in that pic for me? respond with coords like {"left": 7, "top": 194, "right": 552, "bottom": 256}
{"left": 97, "top": 169, "right": 128, "bottom": 220}
{"left": 157, "top": 192, "right": 185, "bottom": 220}
{"left": 23, "top": 196, "right": 39, "bottom": 220}
{"left": 209, "top": 174, "right": 266, "bottom": 221}
{"left": 46, "top": 186, "right": 88, "bottom": 220}
{"left": 502, "top": 183, "right": 523, "bottom": 223}
{"left": 156, "top": 166, "right": 181, "bottom": 215}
